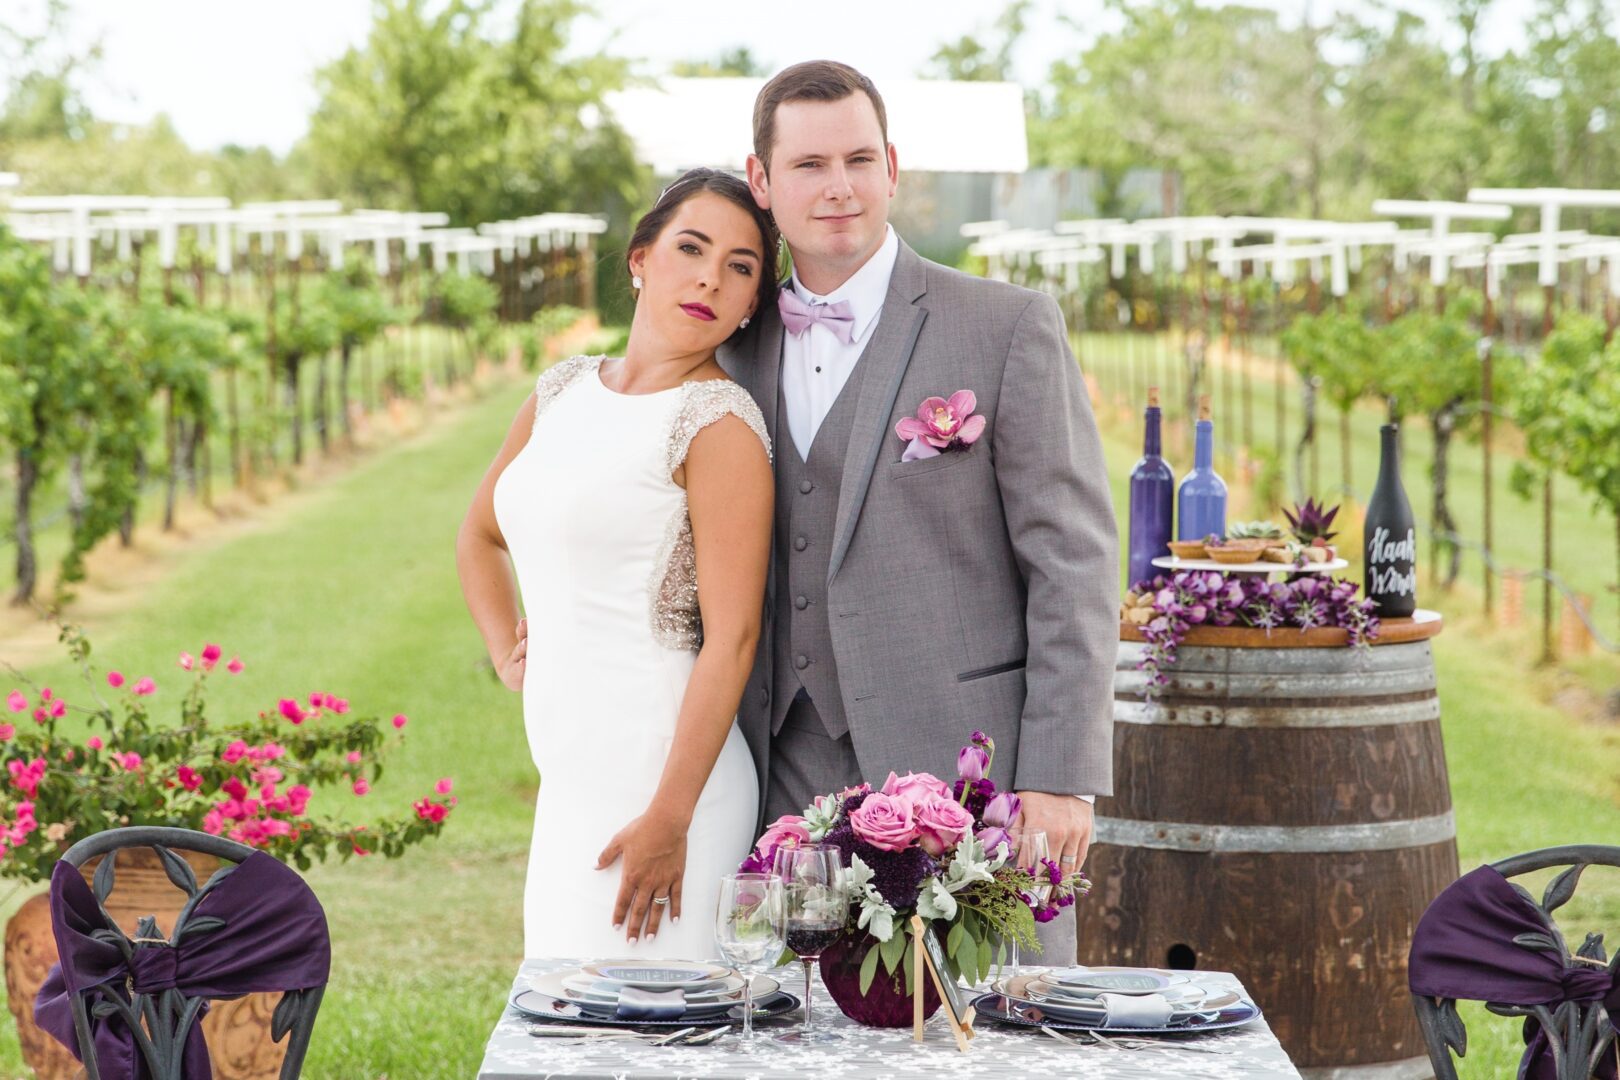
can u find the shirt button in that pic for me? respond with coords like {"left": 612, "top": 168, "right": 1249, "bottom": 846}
{"left": 793, "top": 536, "right": 808, "bottom": 552}
{"left": 795, "top": 655, "right": 810, "bottom": 670}
{"left": 799, "top": 480, "right": 814, "bottom": 494}
{"left": 794, "top": 595, "right": 809, "bottom": 610}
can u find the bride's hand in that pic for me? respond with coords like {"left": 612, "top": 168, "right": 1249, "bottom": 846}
{"left": 497, "top": 618, "right": 527, "bottom": 691}
{"left": 595, "top": 812, "right": 688, "bottom": 944}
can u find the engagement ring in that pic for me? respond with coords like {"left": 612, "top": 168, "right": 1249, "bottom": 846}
{"left": 651, "top": 894, "right": 671, "bottom": 905}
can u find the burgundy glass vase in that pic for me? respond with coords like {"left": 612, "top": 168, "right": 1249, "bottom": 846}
{"left": 818, "top": 930, "right": 942, "bottom": 1028}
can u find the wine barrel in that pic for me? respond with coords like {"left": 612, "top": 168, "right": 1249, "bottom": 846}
{"left": 1077, "top": 622, "right": 1456, "bottom": 1078}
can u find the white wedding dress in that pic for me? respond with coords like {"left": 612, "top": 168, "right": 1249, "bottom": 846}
{"left": 493, "top": 355, "right": 765, "bottom": 960}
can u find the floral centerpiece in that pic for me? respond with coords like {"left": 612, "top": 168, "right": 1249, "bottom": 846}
{"left": 740, "top": 732, "right": 1089, "bottom": 1026}
{"left": 1129, "top": 570, "right": 1380, "bottom": 701}
{"left": 0, "top": 624, "right": 456, "bottom": 883}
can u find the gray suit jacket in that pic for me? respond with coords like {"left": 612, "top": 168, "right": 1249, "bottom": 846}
{"left": 719, "top": 240, "right": 1118, "bottom": 799}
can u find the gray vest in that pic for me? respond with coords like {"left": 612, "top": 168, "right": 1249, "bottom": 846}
{"left": 771, "top": 361, "right": 867, "bottom": 739}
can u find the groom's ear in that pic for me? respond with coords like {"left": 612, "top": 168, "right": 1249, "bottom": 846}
{"left": 745, "top": 154, "right": 772, "bottom": 211}
{"left": 886, "top": 143, "right": 899, "bottom": 198}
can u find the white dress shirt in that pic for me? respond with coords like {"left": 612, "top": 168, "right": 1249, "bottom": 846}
{"left": 780, "top": 225, "right": 901, "bottom": 461}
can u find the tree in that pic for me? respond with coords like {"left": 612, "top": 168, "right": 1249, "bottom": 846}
{"left": 670, "top": 47, "right": 768, "bottom": 78}
{"left": 302, "top": 0, "right": 646, "bottom": 228}
{"left": 431, "top": 272, "right": 498, "bottom": 385}
{"left": 1515, "top": 313, "right": 1620, "bottom": 624}
{"left": 315, "top": 256, "right": 398, "bottom": 447}
{"left": 1281, "top": 307, "right": 1377, "bottom": 500}
{"left": 923, "top": 1, "right": 1031, "bottom": 82}
{"left": 270, "top": 288, "right": 339, "bottom": 467}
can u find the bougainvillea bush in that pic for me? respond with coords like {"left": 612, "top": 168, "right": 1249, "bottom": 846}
{"left": 0, "top": 624, "right": 454, "bottom": 883}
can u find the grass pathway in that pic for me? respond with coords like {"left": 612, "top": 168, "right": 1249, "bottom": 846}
{"left": 0, "top": 361, "right": 1614, "bottom": 1076}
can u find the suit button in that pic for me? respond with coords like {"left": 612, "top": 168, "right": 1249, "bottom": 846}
{"left": 794, "top": 595, "right": 809, "bottom": 610}
{"left": 794, "top": 654, "right": 810, "bottom": 670}
{"left": 759, "top": 686, "right": 770, "bottom": 704}
{"left": 799, "top": 480, "right": 814, "bottom": 494}
{"left": 793, "top": 536, "right": 808, "bottom": 552}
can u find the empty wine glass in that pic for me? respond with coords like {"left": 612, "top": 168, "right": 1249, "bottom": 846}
{"left": 714, "top": 873, "right": 785, "bottom": 1045}
{"left": 772, "top": 844, "right": 847, "bottom": 1044}
{"left": 1005, "top": 828, "right": 1050, "bottom": 973}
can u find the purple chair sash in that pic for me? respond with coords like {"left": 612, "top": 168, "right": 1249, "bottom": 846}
{"left": 1410, "top": 865, "right": 1620, "bottom": 1080}
{"left": 33, "top": 850, "right": 330, "bottom": 1079}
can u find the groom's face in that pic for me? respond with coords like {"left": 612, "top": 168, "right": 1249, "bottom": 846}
{"left": 747, "top": 94, "right": 898, "bottom": 284}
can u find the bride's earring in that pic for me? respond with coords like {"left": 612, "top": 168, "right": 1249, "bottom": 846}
{"left": 631, "top": 275, "right": 643, "bottom": 291}
{"left": 739, "top": 316, "right": 751, "bottom": 329}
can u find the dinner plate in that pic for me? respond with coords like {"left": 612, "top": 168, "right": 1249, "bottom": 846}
{"left": 555, "top": 971, "right": 743, "bottom": 1001}
{"left": 510, "top": 986, "right": 799, "bottom": 1027}
{"left": 528, "top": 971, "right": 777, "bottom": 1017}
{"left": 1028, "top": 977, "right": 1217, "bottom": 1007}
{"left": 995, "top": 975, "right": 1240, "bottom": 1023}
{"left": 1043, "top": 966, "right": 1188, "bottom": 994}
{"left": 578, "top": 961, "right": 731, "bottom": 988}
{"left": 971, "top": 992, "right": 1262, "bottom": 1036}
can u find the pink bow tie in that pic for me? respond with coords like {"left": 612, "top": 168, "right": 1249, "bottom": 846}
{"left": 778, "top": 290, "right": 856, "bottom": 345}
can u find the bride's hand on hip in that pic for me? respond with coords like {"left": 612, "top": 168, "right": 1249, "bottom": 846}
{"left": 596, "top": 812, "right": 688, "bottom": 944}
{"left": 497, "top": 618, "right": 527, "bottom": 691}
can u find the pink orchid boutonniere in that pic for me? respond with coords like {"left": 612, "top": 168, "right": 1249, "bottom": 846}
{"left": 895, "top": 390, "right": 986, "bottom": 462}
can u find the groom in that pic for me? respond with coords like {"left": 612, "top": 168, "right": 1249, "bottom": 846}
{"left": 718, "top": 61, "right": 1118, "bottom": 962}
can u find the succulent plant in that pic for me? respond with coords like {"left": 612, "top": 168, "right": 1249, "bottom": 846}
{"left": 1284, "top": 498, "right": 1340, "bottom": 544}
{"left": 1227, "top": 520, "right": 1286, "bottom": 541}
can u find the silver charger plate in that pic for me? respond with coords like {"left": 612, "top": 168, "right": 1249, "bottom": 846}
{"left": 578, "top": 960, "right": 731, "bottom": 987}
{"left": 1043, "top": 966, "right": 1188, "bottom": 993}
{"left": 551, "top": 971, "right": 745, "bottom": 1002}
{"left": 529, "top": 971, "right": 777, "bottom": 1016}
{"left": 511, "top": 986, "right": 799, "bottom": 1027}
{"left": 971, "top": 992, "right": 1262, "bottom": 1036}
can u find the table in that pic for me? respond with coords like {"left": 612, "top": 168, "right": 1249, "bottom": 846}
{"left": 478, "top": 959, "right": 1302, "bottom": 1079}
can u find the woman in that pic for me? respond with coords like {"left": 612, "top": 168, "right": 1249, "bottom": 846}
{"left": 456, "top": 169, "right": 777, "bottom": 958}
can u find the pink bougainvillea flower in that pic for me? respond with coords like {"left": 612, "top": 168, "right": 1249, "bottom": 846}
{"left": 49, "top": 699, "right": 65, "bottom": 719}
{"left": 221, "top": 739, "right": 248, "bottom": 764}
{"left": 86, "top": 736, "right": 103, "bottom": 750}
{"left": 9, "top": 758, "right": 47, "bottom": 798}
{"left": 177, "top": 765, "right": 203, "bottom": 791}
{"left": 226, "top": 657, "right": 244, "bottom": 675}
{"left": 132, "top": 677, "right": 156, "bottom": 696}
{"left": 332, "top": 698, "right": 350, "bottom": 715}
{"left": 0, "top": 724, "right": 14, "bottom": 742}
{"left": 201, "top": 644, "right": 222, "bottom": 669}
{"left": 202, "top": 808, "right": 225, "bottom": 835}
{"left": 286, "top": 785, "right": 311, "bottom": 814}
{"left": 39, "top": 688, "right": 52, "bottom": 702}
{"left": 277, "top": 699, "right": 307, "bottom": 724}
{"left": 309, "top": 692, "right": 326, "bottom": 709}
{"left": 116, "top": 752, "right": 143, "bottom": 771}
{"left": 107, "top": 671, "right": 125, "bottom": 689}
{"left": 392, "top": 714, "right": 408, "bottom": 730}
{"left": 221, "top": 776, "right": 249, "bottom": 801}
{"left": 352, "top": 778, "right": 370, "bottom": 796}
{"left": 346, "top": 750, "right": 362, "bottom": 765}
{"left": 5, "top": 691, "right": 25, "bottom": 714}
{"left": 178, "top": 652, "right": 194, "bottom": 671}
{"left": 32, "top": 707, "right": 47, "bottom": 724}
{"left": 894, "top": 390, "right": 987, "bottom": 463}
{"left": 413, "top": 798, "right": 449, "bottom": 823}
{"left": 352, "top": 842, "right": 371, "bottom": 857}
{"left": 434, "top": 777, "right": 453, "bottom": 796}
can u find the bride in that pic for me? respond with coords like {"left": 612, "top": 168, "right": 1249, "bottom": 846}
{"left": 456, "top": 170, "right": 776, "bottom": 958}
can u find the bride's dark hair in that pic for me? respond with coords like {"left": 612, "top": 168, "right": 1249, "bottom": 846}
{"left": 626, "top": 168, "right": 781, "bottom": 330}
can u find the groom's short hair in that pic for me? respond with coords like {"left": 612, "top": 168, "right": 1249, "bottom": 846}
{"left": 753, "top": 61, "right": 888, "bottom": 174}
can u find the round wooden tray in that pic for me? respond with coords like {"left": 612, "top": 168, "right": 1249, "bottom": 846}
{"left": 1151, "top": 555, "right": 1349, "bottom": 575}
{"left": 1118, "top": 608, "right": 1443, "bottom": 648}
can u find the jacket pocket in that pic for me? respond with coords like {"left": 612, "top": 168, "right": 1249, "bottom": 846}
{"left": 886, "top": 446, "right": 977, "bottom": 479}
{"left": 956, "top": 658, "right": 1027, "bottom": 683}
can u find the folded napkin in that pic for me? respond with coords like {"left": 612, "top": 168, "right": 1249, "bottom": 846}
{"left": 1097, "top": 992, "right": 1175, "bottom": 1028}
{"left": 614, "top": 986, "right": 688, "bottom": 1021}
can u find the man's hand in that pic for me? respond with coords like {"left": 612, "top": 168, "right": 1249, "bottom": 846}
{"left": 1015, "top": 790, "right": 1095, "bottom": 873}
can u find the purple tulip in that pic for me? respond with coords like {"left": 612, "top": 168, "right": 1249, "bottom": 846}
{"left": 957, "top": 745, "right": 989, "bottom": 781}
{"left": 976, "top": 826, "right": 1013, "bottom": 858}
{"left": 983, "top": 791, "right": 1022, "bottom": 829}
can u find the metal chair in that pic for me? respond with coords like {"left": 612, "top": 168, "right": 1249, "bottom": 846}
{"left": 56, "top": 826, "right": 326, "bottom": 1080}
{"left": 1412, "top": 844, "right": 1620, "bottom": 1080}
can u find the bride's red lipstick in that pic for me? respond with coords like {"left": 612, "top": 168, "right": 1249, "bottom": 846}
{"left": 680, "top": 302, "right": 716, "bottom": 321}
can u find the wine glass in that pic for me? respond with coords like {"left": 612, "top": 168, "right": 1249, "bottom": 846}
{"left": 714, "top": 873, "right": 785, "bottom": 1045}
{"left": 1005, "top": 827, "right": 1050, "bottom": 973}
{"left": 772, "top": 844, "right": 847, "bottom": 1044}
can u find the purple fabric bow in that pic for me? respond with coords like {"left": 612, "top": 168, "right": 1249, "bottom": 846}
{"left": 34, "top": 851, "right": 330, "bottom": 1079}
{"left": 1409, "top": 865, "right": 1620, "bottom": 1080}
{"left": 777, "top": 290, "right": 856, "bottom": 345}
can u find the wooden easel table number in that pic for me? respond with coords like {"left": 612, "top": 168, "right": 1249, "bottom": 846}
{"left": 911, "top": 914, "right": 975, "bottom": 1051}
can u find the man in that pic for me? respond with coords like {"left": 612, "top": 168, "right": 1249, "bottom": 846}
{"left": 718, "top": 60, "right": 1118, "bottom": 963}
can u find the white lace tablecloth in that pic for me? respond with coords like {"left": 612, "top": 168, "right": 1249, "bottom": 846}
{"left": 477, "top": 958, "right": 1302, "bottom": 1079}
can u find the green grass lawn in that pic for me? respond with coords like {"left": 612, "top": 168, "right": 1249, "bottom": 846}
{"left": 0, "top": 345, "right": 1615, "bottom": 1076}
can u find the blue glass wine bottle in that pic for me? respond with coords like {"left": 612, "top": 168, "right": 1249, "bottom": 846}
{"left": 1177, "top": 395, "right": 1228, "bottom": 541}
{"left": 1128, "top": 386, "right": 1175, "bottom": 586}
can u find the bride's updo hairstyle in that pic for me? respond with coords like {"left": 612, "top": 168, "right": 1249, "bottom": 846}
{"left": 627, "top": 168, "right": 782, "bottom": 333}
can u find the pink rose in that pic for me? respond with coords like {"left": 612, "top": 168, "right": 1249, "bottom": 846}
{"left": 880, "top": 771, "right": 951, "bottom": 809}
{"left": 849, "top": 793, "right": 918, "bottom": 852}
{"left": 914, "top": 795, "right": 976, "bottom": 857}
{"left": 754, "top": 814, "right": 811, "bottom": 865}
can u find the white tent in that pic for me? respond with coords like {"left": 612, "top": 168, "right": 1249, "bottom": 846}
{"left": 605, "top": 77, "right": 1028, "bottom": 175}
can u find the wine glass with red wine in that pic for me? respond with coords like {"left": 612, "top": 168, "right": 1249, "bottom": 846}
{"left": 772, "top": 844, "right": 847, "bottom": 1044}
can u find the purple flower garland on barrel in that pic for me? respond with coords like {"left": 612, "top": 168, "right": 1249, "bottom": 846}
{"left": 740, "top": 732, "right": 1089, "bottom": 1027}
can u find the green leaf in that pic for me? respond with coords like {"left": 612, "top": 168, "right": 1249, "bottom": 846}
{"left": 902, "top": 938, "right": 915, "bottom": 989}
{"left": 946, "top": 921, "right": 965, "bottom": 960}
{"left": 977, "top": 936, "right": 992, "bottom": 984}
{"left": 950, "top": 924, "right": 976, "bottom": 979}
{"left": 880, "top": 926, "right": 907, "bottom": 975}
{"left": 859, "top": 942, "right": 882, "bottom": 996}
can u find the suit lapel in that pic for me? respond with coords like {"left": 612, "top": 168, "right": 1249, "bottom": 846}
{"left": 755, "top": 310, "right": 785, "bottom": 451}
{"left": 826, "top": 244, "right": 929, "bottom": 585}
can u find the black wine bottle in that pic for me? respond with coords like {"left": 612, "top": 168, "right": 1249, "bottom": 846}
{"left": 1364, "top": 423, "right": 1417, "bottom": 617}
